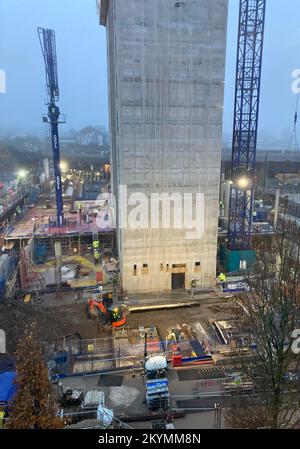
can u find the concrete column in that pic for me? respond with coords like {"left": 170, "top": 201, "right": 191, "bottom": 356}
{"left": 274, "top": 189, "right": 280, "bottom": 229}
{"left": 55, "top": 241, "right": 62, "bottom": 287}
{"left": 43, "top": 158, "right": 50, "bottom": 181}
{"left": 264, "top": 154, "right": 269, "bottom": 189}
{"left": 224, "top": 181, "right": 232, "bottom": 219}
{"left": 220, "top": 176, "right": 225, "bottom": 217}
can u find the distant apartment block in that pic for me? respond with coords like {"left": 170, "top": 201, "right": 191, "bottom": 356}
{"left": 74, "top": 126, "right": 107, "bottom": 147}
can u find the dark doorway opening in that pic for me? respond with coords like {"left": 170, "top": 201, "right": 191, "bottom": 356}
{"left": 171, "top": 273, "right": 185, "bottom": 290}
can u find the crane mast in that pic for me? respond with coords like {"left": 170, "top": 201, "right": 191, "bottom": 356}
{"left": 38, "top": 27, "right": 64, "bottom": 227}
{"left": 228, "top": 0, "right": 266, "bottom": 250}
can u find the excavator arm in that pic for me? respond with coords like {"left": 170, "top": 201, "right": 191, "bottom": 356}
{"left": 88, "top": 299, "right": 107, "bottom": 318}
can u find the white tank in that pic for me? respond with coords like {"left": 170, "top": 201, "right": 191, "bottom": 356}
{"left": 145, "top": 355, "right": 167, "bottom": 372}
{"left": 65, "top": 186, "right": 74, "bottom": 197}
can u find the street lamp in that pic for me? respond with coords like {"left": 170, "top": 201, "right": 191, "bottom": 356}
{"left": 17, "top": 169, "right": 29, "bottom": 192}
{"left": 60, "top": 161, "right": 68, "bottom": 172}
{"left": 18, "top": 169, "right": 27, "bottom": 179}
{"left": 236, "top": 175, "right": 251, "bottom": 190}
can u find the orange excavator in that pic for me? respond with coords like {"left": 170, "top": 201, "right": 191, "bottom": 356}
{"left": 87, "top": 295, "right": 126, "bottom": 328}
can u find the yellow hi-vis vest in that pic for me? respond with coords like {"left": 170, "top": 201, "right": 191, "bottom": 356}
{"left": 0, "top": 411, "right": 5, "bottom": 428}
{"left": 219, "top": 273, "right": 226, "bottom": 283}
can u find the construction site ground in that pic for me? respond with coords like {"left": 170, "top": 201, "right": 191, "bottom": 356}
{"left": 0, "top": 288, "right": 235, "bottom": 356}
{"left": 62, "top": 367, "right": 226, "bottom": 429}
{"left": 0, "top": 297, "right": 110, "bottom": 354}
{"left": 66, "top": 412, "right": 220, "bottom": 430}
{"left": 127, "top": 295, "right": 234, "bottom": 342}
{"left": 0, "top": 289, "right": 237, "bottom": 428}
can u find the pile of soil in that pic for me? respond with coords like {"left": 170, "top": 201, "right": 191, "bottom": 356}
{"left": 0, "top": 297, "right": 101, "bottom": 354}
{"left": 0, "top": 299, "right": 77, "bottom": 354}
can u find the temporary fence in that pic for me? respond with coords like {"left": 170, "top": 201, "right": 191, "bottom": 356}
{"left": 51, "top": 329, "right": 214, "bottom": 378}
{"left": 52, "top": 336, "right": 116, "bottom": 376}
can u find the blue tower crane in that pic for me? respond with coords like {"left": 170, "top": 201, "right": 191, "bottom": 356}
{"left": 38, "top": 27, "right": 64, "bottom": 227}
{"left": 227, "top": 0, "right": 266, "bottom": 252}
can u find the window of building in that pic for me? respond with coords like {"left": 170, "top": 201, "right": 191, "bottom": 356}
{"left": 133, "top": 264, "right": 137, "bottom": 276}
{"left": 142, "top": 264, "right": 149, "bottom": 275}
{"left": 160, "top": 263, "right": 164, "bottom": 272}
{"left": 194, "top": 261, "right": 201, "bottom": 272}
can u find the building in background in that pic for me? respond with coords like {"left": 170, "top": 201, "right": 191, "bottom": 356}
{"left": 74, "top": 126, "right": 108, "bottom": 147}
{"left": 98, "top": 0, "right": 228, "bottom": 292}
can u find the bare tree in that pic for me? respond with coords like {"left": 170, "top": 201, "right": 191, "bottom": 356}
{"left": 225, "top": 219, "right": 300, "bottom": 429}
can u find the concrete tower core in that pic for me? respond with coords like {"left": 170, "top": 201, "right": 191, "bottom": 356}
{"left": 98, "top": 0, "right": 228, "bottom": 293}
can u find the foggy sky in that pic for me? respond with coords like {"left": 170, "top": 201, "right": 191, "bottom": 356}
{"left": 1, "top": 0, "right": 300, "bottom": 146}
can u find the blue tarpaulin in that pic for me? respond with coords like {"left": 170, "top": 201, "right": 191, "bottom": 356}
{"left": 0, "top": 371, "right": 16, "bottom": 404}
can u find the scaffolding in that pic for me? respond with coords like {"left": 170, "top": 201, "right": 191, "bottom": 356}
{"left": 19, "top": 240, "right": 45, "bottom": 291}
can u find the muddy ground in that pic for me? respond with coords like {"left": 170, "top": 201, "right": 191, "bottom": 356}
{"left": 127, "top": 300, "right": 235, "bottom": 339}
{"left": 0, "top": 293, "right": 235, "bottom": 355}
{"left": 0, "top": 297, "right": 110, "bottom": 354}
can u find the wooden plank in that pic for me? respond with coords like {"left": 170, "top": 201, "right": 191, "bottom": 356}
{"left": 129, "top": 302, "right": 198, "bottom": 312}
{"left": 23, "top": 294, "right": 31, "bottom": 303}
